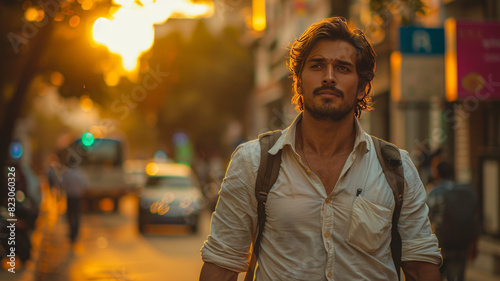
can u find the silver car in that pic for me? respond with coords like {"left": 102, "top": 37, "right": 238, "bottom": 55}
{"left": 138, "top": 162, "right": 204, "bottom": 234}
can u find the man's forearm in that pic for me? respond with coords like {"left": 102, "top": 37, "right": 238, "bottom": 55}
{"left": 402, "top": 261, "right": 441, "bottom": 281}
{"left": 199, "top": 262, "right": 239, "bottom": 281}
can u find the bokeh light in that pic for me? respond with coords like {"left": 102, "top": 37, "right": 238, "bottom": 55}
{"left": 158, "top": 204, "right": 170, "bottom": 215}
{"left": 252, "top": 0, "right": 266, "bottom": 31}
{"left": 54, "top": 12, "right": 65, "bottom": 21}
{"left": 81, "top": 132, "right": 95, "bottom": 146}
{"left": 150, "top": 201, "right": 160, "bottom": 213}
{"left": 145, "top": 162, "right": 159, "bottom": 176}
{"left": 153, "top": 150, "right": 168, "bottom": 162}
{"left": 81, "top": 0, "right": 93, "bottom": 10}
{"left": 50, "top": 72, "right": 65, "bottom": 86}
{"left": 24, "top": 7, "right": 39, "bottom": 21}
{"left": 104, "top": 71, "right": 121, "bottom": 86}
{"left": 79, "top": 95, "right": 93, "bottom": 112}
{"left": 161, "top": 192, "right": 175, "bottom": 204}
{"left": 16, "top": 190, "right": 26, "bottom": 203}
{"left": 173, "top": 132, "right": 189, "bottom": 146}
{"left": 69, "top": 15, "right": 81, "bottom": 28}
{"left": 179, "top": 198, "right": 192, "bottom": 208}
{"left": 9, "top": 142, "right": 23, "bottom": 160}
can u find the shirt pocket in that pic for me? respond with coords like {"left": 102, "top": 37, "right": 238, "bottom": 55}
{"left": 346, "top": 195, "right": 392, "bottom": 254}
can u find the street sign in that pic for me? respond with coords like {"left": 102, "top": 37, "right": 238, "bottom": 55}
{"left": 400, "top": 55, "right": 445, "bottom": 101}
{"left": 455, "top": 21, "right": 500, "bottom": 100}
{"left": 393, "top": 26, "right": 446, "bottom": 102}
{"left": 399, "top": 26, "right": 445, "bottom": 55}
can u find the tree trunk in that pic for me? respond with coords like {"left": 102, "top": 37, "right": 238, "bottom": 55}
{"left": 0, "top": 18, "right": 54, "bottom": 198}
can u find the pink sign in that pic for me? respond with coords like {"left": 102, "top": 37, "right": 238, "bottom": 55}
{"left": 456, "top": 21, "right": 500, "bottom": 99}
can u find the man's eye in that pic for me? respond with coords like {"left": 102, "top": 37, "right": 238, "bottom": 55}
{"left": 337, "top": 65, "right": 349, "bottom": 71}
{"left": 311, "top": 64, "right": 322, "bottom": 69}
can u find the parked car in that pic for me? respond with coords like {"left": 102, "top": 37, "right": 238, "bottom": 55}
{"left": 137, "top": 162, "right": 204, "bottom": 234}
{"left": 0, "top": 162, "right": 39, "bottom": 266}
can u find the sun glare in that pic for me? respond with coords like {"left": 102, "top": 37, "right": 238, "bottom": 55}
{"left": 92, "top": 0, "right": 214, "bottom": 72}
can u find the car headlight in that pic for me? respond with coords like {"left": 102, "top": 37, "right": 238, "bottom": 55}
{"left": 179, "top": 194, "right": 203, "bottom": 215}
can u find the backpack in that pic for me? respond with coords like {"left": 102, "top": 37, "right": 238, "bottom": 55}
{"left": 435, "top": 184, "right": 480, "bottom": 249}
{"left": 245, "top": 131, "right": 405, "bottom": 281}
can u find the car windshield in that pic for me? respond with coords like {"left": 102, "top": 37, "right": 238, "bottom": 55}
{"left": 69, "top": 139, "right": 122, "bottom": 168}
{"left": 146, "top": 176, "right": 192, "bottom": 188}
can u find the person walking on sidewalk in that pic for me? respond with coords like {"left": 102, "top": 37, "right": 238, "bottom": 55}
{"left": 427, "top": 161, "right": 480, "bottom": 281}
{"left": 199, "top": 17, "right": 441, "bottom": 281}
{"left": 60, "top": 158, "right": 89, "bottom": 244}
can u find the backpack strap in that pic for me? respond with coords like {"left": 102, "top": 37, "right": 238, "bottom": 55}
{"left": 371, "top": 136, "right": 405, "bottom": 281}
{"left": 245, "top": 130, "right": 283, "bottom": 281}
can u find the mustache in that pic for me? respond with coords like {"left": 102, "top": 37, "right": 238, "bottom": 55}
{"left": 313, "top": 85, "right": 344, "bottom": 98}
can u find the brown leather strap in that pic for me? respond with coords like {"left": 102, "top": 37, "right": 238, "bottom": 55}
{"left": 245, "top": 130, "right": 282, "bottom": 281}
{"left": 371, "top": 136, "right": 404, "bottom": 281}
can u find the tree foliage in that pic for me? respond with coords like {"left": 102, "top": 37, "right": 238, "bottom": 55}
{"left": 156, "top": 20, "right": 254, "bottom": 157}
{"left": 370, "top": 0, "right": 427, "bottom": 25}
{"left": 0, "top": 0, "right": 254, "bottom": 171}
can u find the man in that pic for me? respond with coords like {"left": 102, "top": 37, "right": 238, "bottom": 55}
{"left": 60, "top": 158, "right": 89, "bottom": 245}
{"left": 427, "top": 161, "right": 479, "bottom": 281}
{"left": 200, "top": 17, "right": 441, "bottom": 280}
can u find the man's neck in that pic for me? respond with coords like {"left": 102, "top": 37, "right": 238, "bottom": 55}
{"left": 299, "top": 111, "right": 357, "bottom": 158}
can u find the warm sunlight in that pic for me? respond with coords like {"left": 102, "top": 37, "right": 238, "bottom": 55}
{"left": 92, "top": 0, "right": 214, "bottom": 72}
{"left": 444, "top": 18, "right": 457, "bottom": 102}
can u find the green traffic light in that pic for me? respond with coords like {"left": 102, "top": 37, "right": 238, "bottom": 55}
{"left": 82, "top": 132, "right": 95, "bottom": 146}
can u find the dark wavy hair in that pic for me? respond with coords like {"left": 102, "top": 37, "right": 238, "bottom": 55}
{"left": 288, "top": 17, "right": 376, "bottom": 118}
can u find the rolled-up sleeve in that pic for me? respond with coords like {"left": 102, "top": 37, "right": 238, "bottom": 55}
{"left": 399, "top": 151, "right": 442, "bottom": 266}
{"left": 201, "top": 141, "right": 259, "bottom": 272}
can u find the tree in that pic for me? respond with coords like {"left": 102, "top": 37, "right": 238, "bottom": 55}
{"left": 156, "top": 20, "right": 254, "bottom": 158}
{"left": 0, "top": 1, "right": 55, "bottom": 187}
{"left": 0, "top": 0, "right": 113, "bottom": 201}
{"left": 369, "top": 0, "right": 427, "bottom": 25}
{"left": 0, "top": 1, "right": 254, "bottom": 199}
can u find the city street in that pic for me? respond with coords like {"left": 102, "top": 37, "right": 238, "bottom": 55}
{"left": 0, "top": 193, "right": 231, "bottom": 281}
{"left": 1, "top": 187, "right": 500, "bottom": 281}
{"left": 1, "top": 0, "right": 499, "bottom": 280}
{"left": 64, "top": 195, "right": 211, "bottom": 281}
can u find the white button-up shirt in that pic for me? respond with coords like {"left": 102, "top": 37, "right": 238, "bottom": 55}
{"left": 201, "top": 114, "right": 442, "bottom": 281}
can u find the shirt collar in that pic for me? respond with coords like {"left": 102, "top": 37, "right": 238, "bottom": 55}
{"left": 268, "top": 112, "right": 371, "bottom": 155}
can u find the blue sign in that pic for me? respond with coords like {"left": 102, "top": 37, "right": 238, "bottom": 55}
{"left": 399, "top": 26, "right": 445, "bottom": 55}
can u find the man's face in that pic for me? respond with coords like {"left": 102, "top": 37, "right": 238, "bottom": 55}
{"left": 299, "top": 39, "right": 365, "bottom": 121}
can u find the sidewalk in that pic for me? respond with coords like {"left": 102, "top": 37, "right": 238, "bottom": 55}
{"left": 466, "top": 236, "right": 500, "bottom": 281}
{"left": 0, "top": 182, "right": 72, "bottom": 281}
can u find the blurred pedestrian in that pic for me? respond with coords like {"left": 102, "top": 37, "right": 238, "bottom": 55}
{"left": 427, "top": 161, "right": 480, "bottom": 281}
{"left": 200, "top": 17, "right": 441, "bottom": 281}
{"left": 59, "top": 158, "right": 89, "bottom": 245}
{"left": 46, "top": 153, "right": 63, "bottom": 193}
{"left": 415, "top": 143, "right": 442, "bottom": 187}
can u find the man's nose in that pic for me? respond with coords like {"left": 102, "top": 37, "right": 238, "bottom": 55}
{"left": 322, "top": 65, "right": 336, "bottom": 85}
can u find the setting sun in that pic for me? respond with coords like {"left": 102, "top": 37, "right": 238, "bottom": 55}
{"left": 92, "top": 0, "right": 214, "bottom": 72}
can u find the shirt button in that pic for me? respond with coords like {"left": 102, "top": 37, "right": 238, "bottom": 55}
{"left": 328, "top": 272, "right": 332, "bottom": 277}
{"left": 306, "top": 169, "right": 311, "bottom": 173}
{"left": 324, "top": 232, "right": 330, "bottom": 238}
{"left": 325, "top": 198, "right": 330, "bottom": 203}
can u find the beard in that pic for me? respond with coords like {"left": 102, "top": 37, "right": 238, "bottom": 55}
{"left": 303, "top": 85, "right": 357, "bottom": 121}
